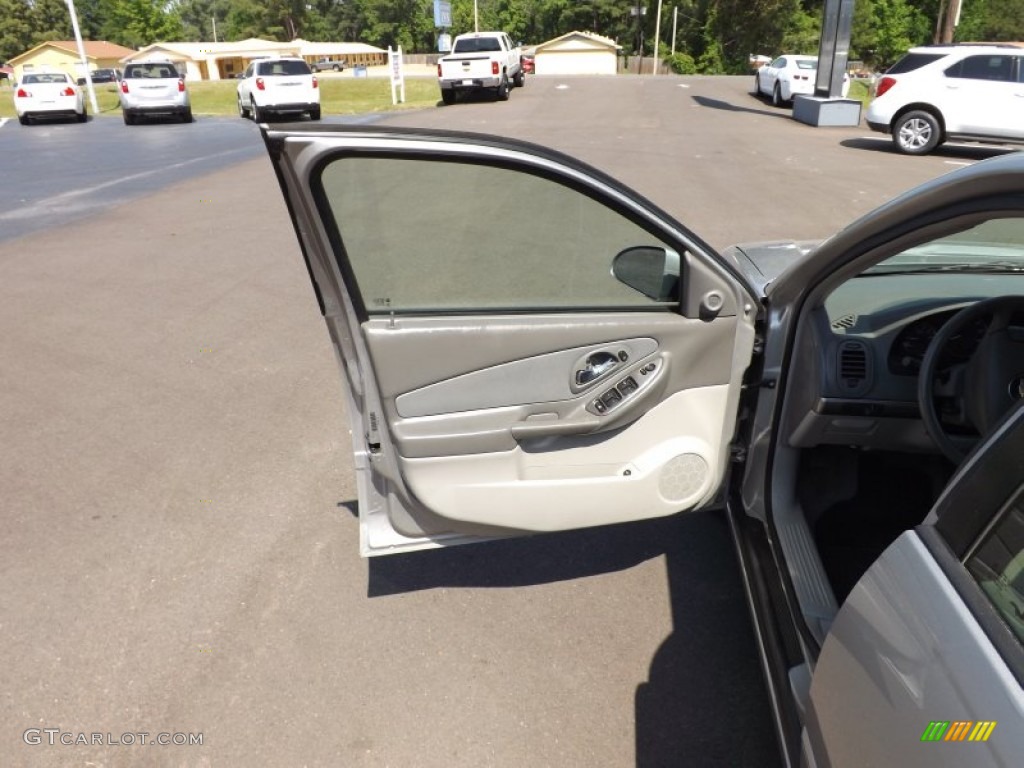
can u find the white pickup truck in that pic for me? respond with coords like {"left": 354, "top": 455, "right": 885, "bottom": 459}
{"left": 437, "top": 31, "right": 524, "bottom": 105}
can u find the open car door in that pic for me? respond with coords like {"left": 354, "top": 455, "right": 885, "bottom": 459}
{"left": 263, "top": 126, "right": 759, "bottom": 555}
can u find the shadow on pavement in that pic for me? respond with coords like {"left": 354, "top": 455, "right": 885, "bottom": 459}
{"left": 840, "top": 136, "right": 1015, "bottom": 161}
{"left": 692, "top": 94, "right": 791, "bottom": 120}
{"left": 362, "top": 504, "right": 782, "bottom": 765}
{"left": 365, "top": 512, "right": 680, "bottom": 596}
{"left": 635, "top": 509, "right": 781, "bottom": 767}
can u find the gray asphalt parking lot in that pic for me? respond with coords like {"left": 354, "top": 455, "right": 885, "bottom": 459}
{"left": 1, "top": 75, "right": 1012, "bottom": 767}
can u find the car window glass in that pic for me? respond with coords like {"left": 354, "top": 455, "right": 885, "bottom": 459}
{"left": 858, "top": 216, "right": 1024, "bottom": 274}
{"left": 825, "top": 216, "right": 1024, "bottom": 321}
{"left": 966, "top": 494, "right": 1024, "bottom": 644}
{"left": 454, "top": 38, "right": 503, "bottom": 53}
{"left": 796, "top": 59, "right": 817, "bottom": 70}
{"left": 773, "top": 58, "right": 785, "bottom": 68}
{"left": 263, "top": 60, "right": 311, "bottom": 76}
{"left": 946, "top": 55, "right": 1015, "bottom": 82}
{"left": 887, "top": 52, "right": 946, "bottom": 74}
{"left": 317, "top": 156, "right": 681, "bottom": 313}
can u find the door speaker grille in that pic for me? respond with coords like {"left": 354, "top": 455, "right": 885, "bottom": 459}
{"left": 658, "top": 454, "right": 708, "bottom": 502}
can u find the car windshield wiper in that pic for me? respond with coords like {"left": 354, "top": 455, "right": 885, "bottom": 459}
{"left": 861, "top": 261, "right": 1024, "bottom": 276}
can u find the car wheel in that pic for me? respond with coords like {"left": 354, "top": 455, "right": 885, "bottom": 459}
{"left": 181, "top": 108, "right": 193, "bottom": 123}
{"left": 495, "top": 76, "right": 510, "bottom": 101}
{"left": 76, "top": 109, "right": 86, "bottom": 123}
{"left": 17, "top": 114, "right": 29, "bottom": 126}
{"left": 513, "top": 70, "right": 524, "bottom": 87}
{"left": 332, "top": 64, "right": 340, "bottom": 72}
{"left": 251, "top": 99, "right": 262, "bottom": 122}
{"left": 893, "top": 110, "right": 942, "bottom": 155}
{"left": 753, "top": 74, "right": 760, "bottom": 96}
{"left": 772, "top": 83, "right": 785, "bottom": 107}
{"left": 122, "top": 111, "right": 134, "bottom": 125}
{"left": 441, "top": 90, "right": 456, "bottom": 106}
{"left": 309, "top": 106, "right": 321, "bottom": 121}
{"left": 237, "top": 96, "right": 249, "bottom": 118}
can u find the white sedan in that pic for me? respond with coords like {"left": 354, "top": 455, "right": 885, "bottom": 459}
{"left": 13, "top": 72, "right": 86, "bottom": 125}
{"left": 754, "top": 54, "right": 850, "bottom": 106}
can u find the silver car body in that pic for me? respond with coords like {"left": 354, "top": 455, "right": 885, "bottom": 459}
{"left": 260, "top": 125, "right": 1024, "bottom": 766}
{"left": 119, "top": 61, "right": 191, "bottom": 124}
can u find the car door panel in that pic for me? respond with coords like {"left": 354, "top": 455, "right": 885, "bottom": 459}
{"left": 805, "top": 530, "right": 1024, "bottom": 766}
{"left": 264, "top": 127, "right": 758, "bottom": 554}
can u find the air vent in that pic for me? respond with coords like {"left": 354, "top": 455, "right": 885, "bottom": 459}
{"left": 837, "top": 340, "right": 871, "bottom": 393}
{"left": 831, "top": 313, "right": 858, "bottom": 331}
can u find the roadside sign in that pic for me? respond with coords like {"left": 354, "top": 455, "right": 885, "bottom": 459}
{"left": 433, "top": 0, "right": 452, "bottom": 28}
{"left": 387, "top": 46, "right": 405, "bottom": 105}
{"left": 438, "top": 33, "right": 452, "bottom": 53}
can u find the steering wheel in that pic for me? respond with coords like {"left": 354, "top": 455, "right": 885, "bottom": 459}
{"left": 918, "top": 295, "right": 1024, "bottom": 464}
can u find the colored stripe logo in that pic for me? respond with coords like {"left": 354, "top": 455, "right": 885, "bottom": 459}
{"left": 921, "top": 721, "right": 996, "bottom": 742}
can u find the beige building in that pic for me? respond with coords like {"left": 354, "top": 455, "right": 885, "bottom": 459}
{"left": 533, "top": 31, "right": 620, "bottom": 76}
{"left": 7, "top": 40, "right": 136, "bottom": 82}
{"left": 122, "top": 38, "right": 387, "bottom": 81}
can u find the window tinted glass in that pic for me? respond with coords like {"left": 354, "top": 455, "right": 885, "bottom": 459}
{"left": 126, "top": 63, "right": 179, "bottom": 79}
{"left": 946, "top": 55, "right": 1016, "bottom": 82}
{"left": 887, "top": 52, "right": 946, "bottom": 74}
{"left": 967, "top": 495, "right": 1024, "bottom": 644}
{"left": 258, "top": 60, "right": 311, "bottom": 76}
{"left": 453, "top": 37, "right": 502, "bottom": 53}
{"left": 318, "top": 156, "right": 680, "bottom": 314}
{"left": 795, "top": 59, "right": 817, "bottom": 70}
{"left": 23, "top": 73, "right": 68, "bottom": 84}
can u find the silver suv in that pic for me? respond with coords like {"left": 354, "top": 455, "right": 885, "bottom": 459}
{"left": 236, "top": 58, "right": 320, "bottom": 121}
{"left": 866, "top": 45, "right": 1024, "bottom": 155}
{"left": 119, "top": 61, "right": 192, "bottom": 124}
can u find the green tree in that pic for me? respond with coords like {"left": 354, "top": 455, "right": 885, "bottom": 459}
{"left": 98, "top": 0, "right": 184, "bottom": 48}
{"left": 957, "top": 0, "right": 1024, "bottom": 42}
{"left": 29, "top": 0, "right": 74, "bottom": 42}
{"left": 0, "top": 0, "right": 34, "bottom": 61}
{"left": 173, "top": 0, "right": 233, "bottom": 41}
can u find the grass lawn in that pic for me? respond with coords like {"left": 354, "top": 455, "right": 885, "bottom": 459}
{"left": 0, "top": 77, "right": 442, "bottom": 119}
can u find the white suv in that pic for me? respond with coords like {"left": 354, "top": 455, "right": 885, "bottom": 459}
{"left": 237, "top": 58, "right": 320, "bottom": 122}
{"left": 866, "top": 45, "right": 1024, "bottom": 155}
{"left": 119, "top": 61, "right": 192, "bottom": 124}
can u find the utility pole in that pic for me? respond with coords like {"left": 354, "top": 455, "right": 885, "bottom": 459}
{"left": 671, "top": 7, "right": 677, "bottom": 57}
{"left": 651, "top": 0, "right": 662, "bottom": 74}
{"left": 474, "top": 0, "right": 479, "bottom": 32}
{"left": 939, "top": 0, "right": 964, "bottom": 44}
{"left": 65, "top": 0, "right": 98, "bottom": 114}
{"left": 212, "top": 16, "right": 218, "bottom": 43}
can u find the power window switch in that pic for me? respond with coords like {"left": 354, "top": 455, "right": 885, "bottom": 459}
{"left": 600, "top": 388, "right": 623, "bottom": 408}
{"left": 618, "top": 376, "right": 638, "bottom": 394}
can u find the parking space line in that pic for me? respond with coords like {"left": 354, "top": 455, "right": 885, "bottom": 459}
{"left": 0, "top": 118, "right": 8, "bottom": 129}
{"left": 0, "top": 146, "right": 255, "bottom": 223}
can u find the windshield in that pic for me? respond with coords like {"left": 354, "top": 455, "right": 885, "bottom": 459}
{"left": 861, "top": 218, "right": 1024, "bottom": 275}
{"left": 795, "top": 59, "right": 817, "bottom": 70}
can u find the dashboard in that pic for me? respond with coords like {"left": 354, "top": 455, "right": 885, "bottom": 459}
{"left": 785, "top": 273, "right": 1024, "bottom": 452}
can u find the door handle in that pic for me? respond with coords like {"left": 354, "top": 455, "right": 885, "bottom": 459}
{"left": 575, "top": 351, "right": 618, "bottom": 387}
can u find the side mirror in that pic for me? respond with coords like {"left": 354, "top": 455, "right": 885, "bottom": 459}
{"left": 611, "top": 246, "right": 680, "bottom": 302}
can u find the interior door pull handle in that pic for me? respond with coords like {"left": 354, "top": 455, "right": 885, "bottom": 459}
{"left": 575, "top": 352, "right": 618, "bottom": 386}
